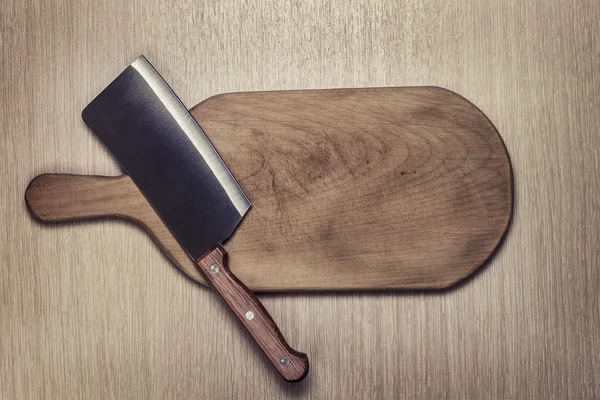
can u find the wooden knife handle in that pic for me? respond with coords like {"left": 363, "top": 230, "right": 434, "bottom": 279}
{"left": 196, "top": 246, "right": 309, "bottom": 382}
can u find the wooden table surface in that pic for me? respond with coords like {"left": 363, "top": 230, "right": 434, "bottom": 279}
{"left": 1, "top": 1, "right": 599, "bottom": 398}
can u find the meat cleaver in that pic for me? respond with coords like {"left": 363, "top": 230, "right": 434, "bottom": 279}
{"left": 82, "top": 56, "right": 309, "bottom": 382}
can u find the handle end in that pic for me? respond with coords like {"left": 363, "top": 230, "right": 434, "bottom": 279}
{"left": 280, "top": 351, "right": 309, "bottom": 383}
{"left": 25, "top": 174, "right": 55, "bottom": 221}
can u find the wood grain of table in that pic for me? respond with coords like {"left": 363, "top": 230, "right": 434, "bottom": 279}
{"left": 1, "top": 0, "right": 599, "bottom": 398}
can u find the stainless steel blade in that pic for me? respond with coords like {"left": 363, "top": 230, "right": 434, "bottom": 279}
{"left": 82, "top": 56, "right": 250, "bottom": 259}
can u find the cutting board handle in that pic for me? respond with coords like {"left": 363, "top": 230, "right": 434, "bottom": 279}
{"left": 25, "top": 174, "right": 147, "bottom": 222}
{"left": 25, "top": 173, "right": 211, "bottom": 285}
{"left": 196, "top": 246, "right": 309, "bottom": 382}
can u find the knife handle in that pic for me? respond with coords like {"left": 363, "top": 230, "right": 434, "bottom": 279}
{"left": 196, "top": 246, "right": 309, "bottom": 382}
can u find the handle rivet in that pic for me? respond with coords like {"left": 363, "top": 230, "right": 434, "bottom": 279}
{"left": 209, "top": 264, "right": 219, "bottom": 274}
{"left": 280, "top": 357, "right": 290, "bottom": 366}
{"left": 245, "top": 311, "right": 255, "bottom": 320}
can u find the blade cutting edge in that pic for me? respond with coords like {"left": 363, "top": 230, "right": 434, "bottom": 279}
{"left": 130, "top": 57, "right": 250, "bottom": 216}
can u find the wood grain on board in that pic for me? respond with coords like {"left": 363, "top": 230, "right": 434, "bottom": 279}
{"left": 25, "top": 87, "right": 513, "bottom": 290}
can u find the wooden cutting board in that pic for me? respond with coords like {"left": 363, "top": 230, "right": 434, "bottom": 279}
{"left": 25, "top": 87, "right": 513, "bottom": 291}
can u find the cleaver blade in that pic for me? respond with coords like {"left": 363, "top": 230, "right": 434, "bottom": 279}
{"left": 82, "top": 56, "right": 249, "bottom": 259}
{"left": 81, "top": 55, "right": 308, "bottom": 382}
